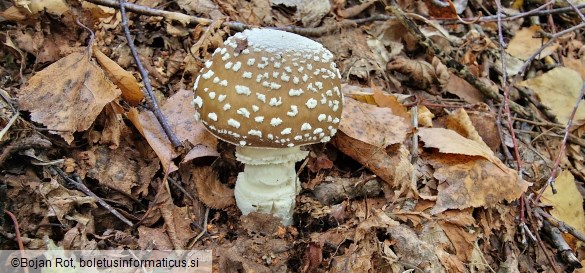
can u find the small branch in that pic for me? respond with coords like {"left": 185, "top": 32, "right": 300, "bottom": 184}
{"left": 525, "top": 200, "right": 561, "bottom": 273}
{"left": 117, "top": 0, "right": 183, "bottom": 148}
{"left": 85, "top": 0, "right": 247, "bottom": 30}
{"left": 189, "top": 207, "right": 210, "bottom": 247}
{"left": 534, "top": 81, "right": 585, "bottom": 200}
{"left": 5, "top": 210, "right": 29, "bottom": 273}
{"left": 52, "top": 166, "right": 134, "bottom": 227}
{"left": 535, "top": 207, "right": 585, "bottom": 243}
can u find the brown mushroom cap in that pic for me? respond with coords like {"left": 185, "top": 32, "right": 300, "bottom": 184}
{"left": 193, "top": 29, "right": 343, "bottom": 148}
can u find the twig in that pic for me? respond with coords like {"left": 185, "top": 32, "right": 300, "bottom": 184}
{"left": 535, "top": 81, "right": 585, "bottom": 200}
{"left": 525, "top": 199, "right": 561, "bottom": 273}
{"left": 51, "top": 166, "right": 134, "bottom": 227}
{"left": 494, "top": 0, "right": 527, "bottom": 229}
{"left": 535, "top": 207, "right": 585, "bottom": 243}
{"left": 85, "top": 0, "right": 247, "bottom": 29}
{"left": 0, "top": 134, "right": 52, "bottom": 167}
{"left": 0, "top": 88, "right": 17, "bottom": 113}
{"left": 118, "top": 0, "right": 183, "bottom": 148}
{"left": 511, "top": 117, "right": 562, "bottom": 128}
{"left": 542, "top": 220, "right": 582, "bottom": 268}
{"left": 515, "top": 23, "right": 585, "bottom": 82}
{"left": 189, "top": 207, "right": 209, "bottom": 247}
{"left": 0, "top": 112, "right": 19, "bottom": 140}
{"left": 167, "top": 177, "right": 196, "bottom": 201}
{"left": 5, "top": 210, "right": 29, "bottom": 273}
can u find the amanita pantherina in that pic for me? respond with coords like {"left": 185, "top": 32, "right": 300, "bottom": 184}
{"left": 193, "top": 29, "right": 343, "bottom": 225}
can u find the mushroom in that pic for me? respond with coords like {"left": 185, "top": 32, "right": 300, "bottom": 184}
{"left": 192, "top": 28, "right": 343, "bottom": 225}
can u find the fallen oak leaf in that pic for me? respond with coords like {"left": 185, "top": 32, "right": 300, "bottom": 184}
{"left": 18, "top": 51, "right": 120, "bottom": 144}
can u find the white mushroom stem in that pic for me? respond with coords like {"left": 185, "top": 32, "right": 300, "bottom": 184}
{"left": 234, "top": 146, "right": 308, "bottom": 225}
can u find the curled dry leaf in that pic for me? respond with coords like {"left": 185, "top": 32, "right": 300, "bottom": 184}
{"left": 16, "top": 0, "right": 69, "bottom": 16}
{"left": 335, "top": 0, "right": 376, "bottom": 19}
{"left": 418, "top": 128, "right": 531, "bottom": 214}
{"left": 332, "top": 132, "right": 412, "bottom": 189}
{"left": 339, "top": 96, "right": 410, "bottom": 147}
{"left": 387, "top": 56, "right": 447, "bottom": 89}
{"left": 371, "top": 87, "right": 411, "bottom": 121}
{"left": 93, "top": 47, "right": 143, "bottom": 106}
{"left": 18, "top": 52, "right": 121, "bottom": 144}
{"left": 442, "top": 108, "right": 491, "bottom": 152}
{"left": 192, "top": 166, "right": 235, "bottom": 209}
{"left": 418, "top": 127, "right": 496, "bottom": 162}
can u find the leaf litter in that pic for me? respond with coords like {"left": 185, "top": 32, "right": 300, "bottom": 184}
{"left": 1, "top": 0, "right": 585, "bottom": 272}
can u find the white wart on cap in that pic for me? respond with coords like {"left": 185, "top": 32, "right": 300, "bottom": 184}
{"left": 193, "top": 28, "right": 343, "bottom": 148}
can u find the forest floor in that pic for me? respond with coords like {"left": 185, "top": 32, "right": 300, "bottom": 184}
{"left": 1, "top": 0, "right": 585, "bottom": 272}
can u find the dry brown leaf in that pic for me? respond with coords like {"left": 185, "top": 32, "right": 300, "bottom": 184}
{"left": 191, "top": 166, "right": 235, "bottom": 209}
{"left": 157, "top": 184, "right": 198, "bottom": 249}
{"left": 18, "top": 52, "right": 120, "bottom": 144}
{"left": 333, "top": 132, "right": 412, "bottom": 189}
{"left": 506, "top": 26, "right": 559, "bottom": 60}
{"left": 127, "top": 108, "right": 179, "bottom": 173}
{"left": 438, "top": 221, "right": 478, "bottom": 261}
{"left": 137, "top": 226, "right": 174, "bottom": 250}
{"left": 0, "top": 6, "right": 28, "bottom": 21}
{"left": 161, "top": 89, "right": 217, "bottom": 153}
{"left": 39, "top": 178, "right": 96, "bottom": 222}
{"left": 85, "top": 145, "right": 140, "bottom": 196}
{"left": 444, "top": 73, "right": 484, "bottom": 104}
{"left": 418, "top": 105, "right": 435, "bottom": 127}
{"left": 93, "top": 47, "right": 143, "bottom": 106}
{"left": 179, "top": 0, "right": 223, "bottom": 19}
{"left": 517, "top": 67, "right": 585, "bottom": 126}
{"left": 339, "top": 96, "right": 409, "bottom": 147}
{"left": 427, "top": 153, "right": 530, "bottom": 214}
{"left": 419, "top": 128, "right": 530, "bottom": 213}
{"left": 372, "top": 87, "right": 411, "bottom": 121}
{"left": 442, "top": 108, "right": 492, "bottom": 152}
{"left": 387, "top": 57, "right": 438, "bottom": 90}
{"left": 99, "top": 103, "right": 123, "bottom": 149}
{"left": 423, "top": 0, "right": 458, "bottom": 19}
{"left": 385, "top": 218, "right": 447, "bottom": 272}
{"left": 466, "top": 108, "right": 501, "bottom": 152}
{"left": 418, "top": 127, "right": 496, "bottom": 162}
{"left": 336, "top": 0, "right": 376, "bottom": 18}
{"left": 127, "top": 89, "right": 218, "bottom": 173}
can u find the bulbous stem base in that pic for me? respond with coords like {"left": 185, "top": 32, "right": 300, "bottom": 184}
{"left": 234, "top": 146, "right": 308, "bottom": 225}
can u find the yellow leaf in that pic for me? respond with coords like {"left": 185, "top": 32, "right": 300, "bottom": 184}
{"left": 517, "top": 67, "right": 585, "bottom": 125}
{"left": 541, "top": 170, "right": 585, "bottom": 237}
{"left": 93, "top": 47, "right": 144, "bottom": 106}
